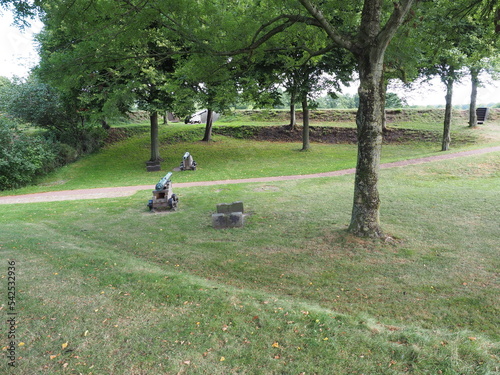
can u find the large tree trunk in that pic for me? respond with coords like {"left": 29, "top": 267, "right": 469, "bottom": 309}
{"left": 442, "top": 76, "right": 454, "bottom": 151}
{"left": 202, "top": 108, "right": 214, "bottom": 142}
{"left": 301, "top": 97, "right": 310, "bottom": 151}
{"left": 289, "top": 92, "right": 297, "bottom": 130}
{"left": 290, "top": 103, "right": 296, "bottom": 129}
{"left": 347, "top": 51, "right": 385, "bottom": 238}
{"left": 469, "top": 68, "right": 479, "bottom": 127}
{"left": 149, "top": 110, "right": 161, "bottom": 162}
{"left": 299, "top": 0, "right": 415, "bottom": 238}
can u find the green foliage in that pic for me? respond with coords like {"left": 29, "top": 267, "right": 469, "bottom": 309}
{"left": 0, "top": 119, "right": 58, "bottom": 190}
{"left": 385, "top": 92, "right": 408, "bottom": 108}
{"left": 0, "top": 76, "right": 108, "bottom": 157}
{"left": 0, "top": 76, "right": 107, "bottom": 190}
{"left": 0, "top": 76, "right": 72, "bottom": 131}
{"left": 316, "top": 93, "right": 360, "bottom": 109}
{"left": 57, "top": 122, "right": 108, "bottom": 155}
{"left": 415, "top": 0, "right": 498, "bottom": 83}
{"left": 0, "top": 0, "right": 40, "bottom": 26}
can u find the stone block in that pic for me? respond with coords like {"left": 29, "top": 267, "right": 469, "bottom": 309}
{"left": 228, "top": 212, "right": 244, "bottom": 227}
{"left": 231, "top": 201, "right": 244, "bottom": 213}
{"left": 213, "top": 202, "right": 245, "bottom": 228}
{"left": 146, "top": 165, "right": 161, "bottom": 172}
{"left": 146, "top": 160, "right": 161, "bottom": 172}
{"left": 212, "top": 212, "right": 244, "bottom": 228}
{"left": 216, "top": 203, "right": 231, "bottom": 214}
{"left": 212, "top": 213, "right": 228, "bottom": 229}
{"left": 217, "top": 201, "right": 244, "bottom": 214}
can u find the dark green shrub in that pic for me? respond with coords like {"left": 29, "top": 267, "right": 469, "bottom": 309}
{"left": 0, "top": 120, "right": 58, "bottom": 190}
{"left": 53, "top": 142, "right": 79, "bottom": 166}
{"left": 57, "top": 123, "right": 108, "bottom": 155}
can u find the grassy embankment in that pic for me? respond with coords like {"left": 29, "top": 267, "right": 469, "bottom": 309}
{"left": 2, "top": 108, "right": 498, "bottom": 195}
{"left": 1, "top": 109, "right": 499, "bottom": 374}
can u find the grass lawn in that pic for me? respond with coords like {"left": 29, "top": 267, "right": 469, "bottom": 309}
{"left": 1, "top": 113, "right": 499, "bottom": 374}
{"left": 2, "top": 110, "right": 497, "bottom": 196}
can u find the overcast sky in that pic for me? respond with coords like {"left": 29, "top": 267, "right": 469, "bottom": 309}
{"left": 0, "top": 11, "right": 42, "bottom": 78}
{"left": 1, "top": 11, "right": 498, "bottom": 106}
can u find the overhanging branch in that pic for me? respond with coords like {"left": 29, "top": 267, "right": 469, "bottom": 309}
{"left": 378, "top": 0, "right": 417, "bottom": 51}
{"left": 218, "top": 14, "right": 323, "bottom": 56}
{"left": 298, "top": 0, "right": 354, "bottom": 51}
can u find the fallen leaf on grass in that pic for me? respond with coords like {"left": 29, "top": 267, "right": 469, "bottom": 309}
{"left": 61, "top": 342, "right": 68, "bottom": 350}
{"left": 272, "top": 342, "right": 280, "bottom": 348}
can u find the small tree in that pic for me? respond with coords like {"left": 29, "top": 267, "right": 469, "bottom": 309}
{"left": 174, "top": 53, "right": 240, "bottom": 142}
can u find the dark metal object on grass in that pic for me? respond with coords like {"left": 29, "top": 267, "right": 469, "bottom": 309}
{"left": 180, "top": 152, "right": 197, "bottom": 171}
{"left": 148, "top": 172, "right": 178, "bottom": 211}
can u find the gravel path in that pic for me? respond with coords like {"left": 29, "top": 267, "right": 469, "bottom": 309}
{"left": 1, "top": 146, "right": 499, "bottom": 205}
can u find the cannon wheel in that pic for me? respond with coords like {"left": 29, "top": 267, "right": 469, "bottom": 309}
{"left": 168, "top": 194, "right": 178, "bottom": 211}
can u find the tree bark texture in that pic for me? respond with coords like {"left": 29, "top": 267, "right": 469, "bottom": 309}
{"left": 442, "top": 77, "right": 454, "bottom": 151}
{"left": 289, "top": 94, "right": 297, "bottom": 129}
{"left": 149, "top": 111, "right": 161, "bottom": 162}
{"left": 202, "top": 108, "right": 214, "bottom": 142}
{"left": 381, "top": 81, "right": 388, "bottom": 132}
{"left": 469, "top": 68, "right": 479, "bottom": 127}
{"left": 348, "top": 50, "right": 385, "bottom": 237}
{"left": 301, "top": 98, "right": 310, "bottom": 151}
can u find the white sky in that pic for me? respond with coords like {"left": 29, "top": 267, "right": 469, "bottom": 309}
{"left": 0, "top": 11, "right": 498, "bottom": 106}
{"left": 0, "top": 11, "right": 42, "bottom": 78}
{"left": 341, "top": 74, "right": 499, "bottom": 107}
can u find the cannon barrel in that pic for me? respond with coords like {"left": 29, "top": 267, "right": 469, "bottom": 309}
{"left": 155, "top": 172, "right": 173, "bottom": 191}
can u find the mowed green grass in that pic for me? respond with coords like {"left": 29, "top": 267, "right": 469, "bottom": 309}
{"left": 1, "top": 113, "right": 492, "bottom": 196}
{"left": 1, "top": 155, "right": 499, "bottom": 372}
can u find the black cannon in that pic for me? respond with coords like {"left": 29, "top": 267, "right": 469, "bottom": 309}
{"left": 179, "top": 152, "right": 197, "bottom": 171}
{"left": 147, "top": 172, "right": 178, "bottom": 211}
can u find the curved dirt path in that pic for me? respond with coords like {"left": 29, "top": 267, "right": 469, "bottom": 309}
{"left": 1, "top": 146, "right": 499, "bottom": 205}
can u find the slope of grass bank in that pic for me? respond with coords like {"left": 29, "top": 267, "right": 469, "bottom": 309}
{"left": 219, "top": 108, "right": 500, "bottom": 127}
{"left": 1, "top": 148, "right": 499, "bottom": 373}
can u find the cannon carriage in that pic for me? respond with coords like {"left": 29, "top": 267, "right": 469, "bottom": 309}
{"left": 147, "top": 172, "right": 178, "bottom": 211}
{"left": 179, "top": 152, "right": 197, "bottom": 171}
